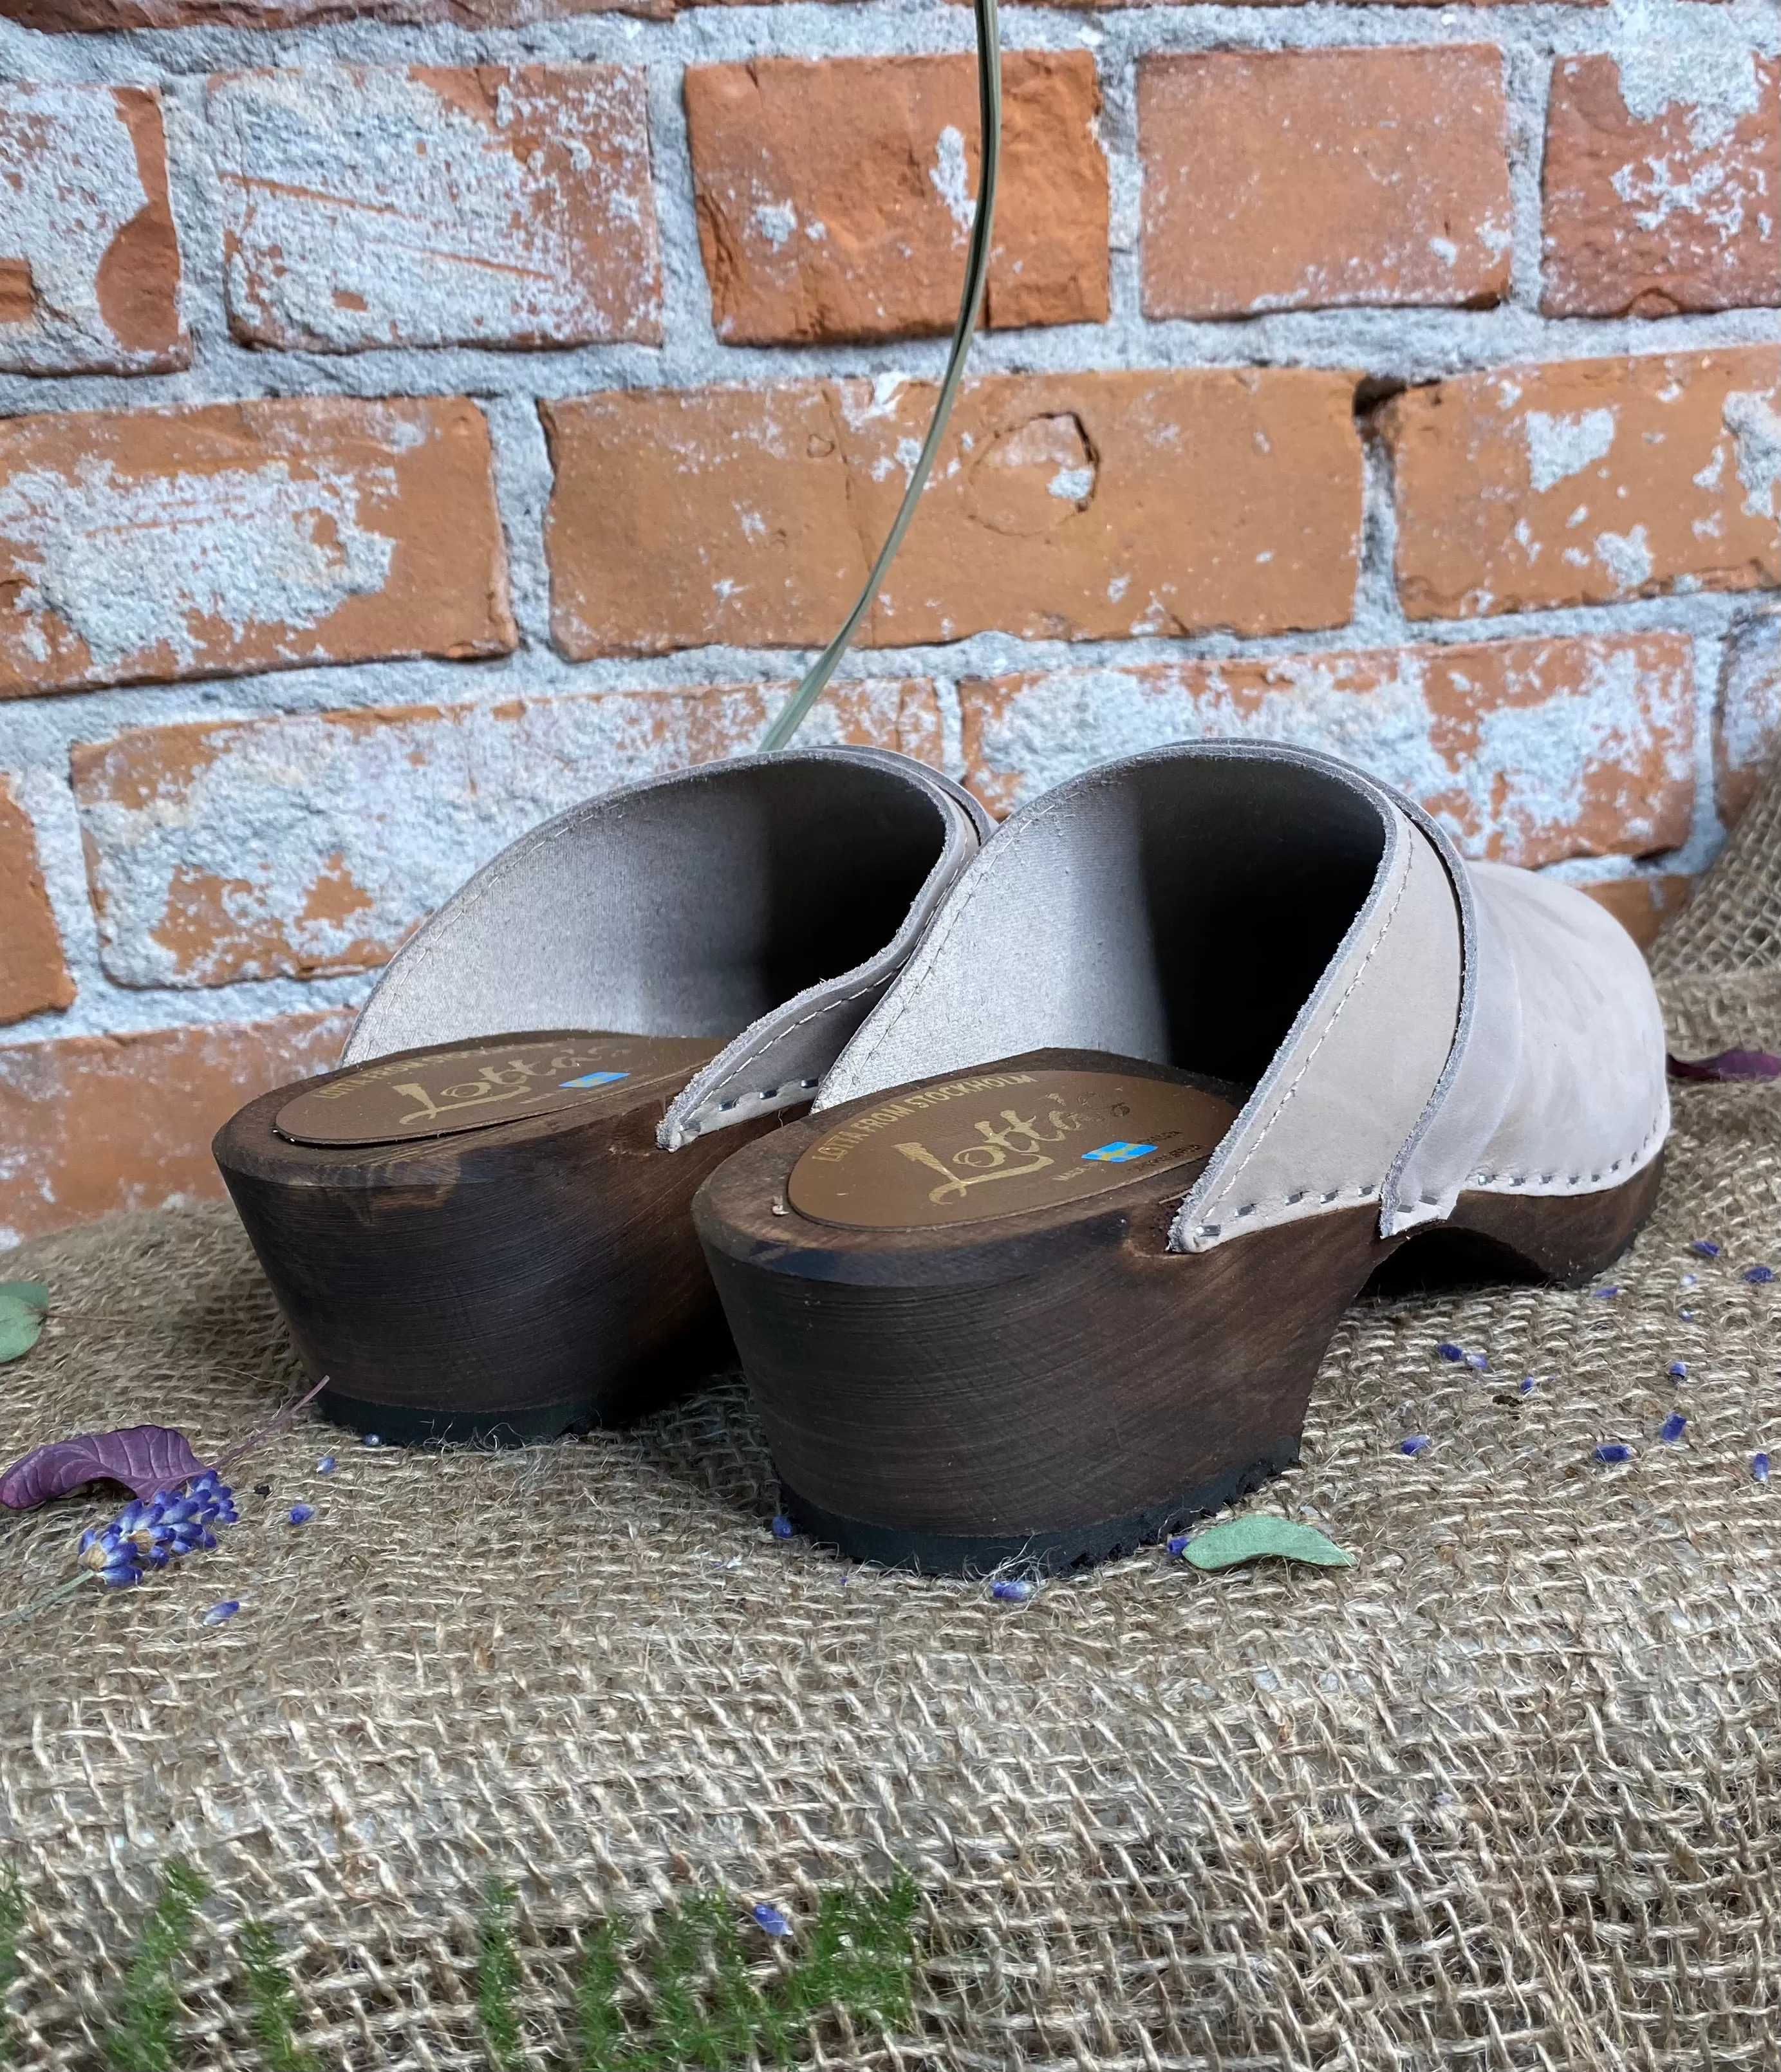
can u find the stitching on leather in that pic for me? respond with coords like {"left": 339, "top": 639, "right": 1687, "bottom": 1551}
{"left": 1469, "top": 1104, "right": 1667, "bottom": 1190}
{"left": 677, "top": 974, "right": 891, "bottom": 1119}
{"left": 1199, "top": 846, "right": 1417, "bottom": 1220}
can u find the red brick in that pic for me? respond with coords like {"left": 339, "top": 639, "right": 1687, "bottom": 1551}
{"left": 1140, "top": 49, "right": 1512, "bottom": 319}
{"left": 958, "top": 633, "right": 1694, "bottom": 867}
{"left": 0, "top": 397, "right": 515, "bottom": 700}
{"left": 1383, "top": 348, "right": 1781, "bottom": 620}
{"left": 0, "top": 1010, "right": 351, "bottom": 1243}
{"left": 0, "top": 776, "right": 75, "bottom": 1025}
{"left": 1, "top": 0, "right": 663, "bottom": 26}
{"left": 70, "top": 679, "right": 940, "bottom": 991}
{"left": 1581, "top": 873, "right": 1696, "bottom": 950}
{"left": 209, "top": 65, "right": 662, "bottom": 352}
{"left": 1542, "top": 56, "right": 1780, "bottom": 318}
{"left": 543, "top": 370, "right": 1363, "bottom": 655}
{"left": 1714, "top": 607, "right": 1781, "bottom": 824}
{"left": 0, "top": 84, "right": 185, "bottom": 375}
{"left": 685, "top": 53, "right": 1108, "bottom": 344}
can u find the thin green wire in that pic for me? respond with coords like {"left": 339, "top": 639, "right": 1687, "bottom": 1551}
{"left": 758, "top": 0, "right": 1003, "bottom": 753}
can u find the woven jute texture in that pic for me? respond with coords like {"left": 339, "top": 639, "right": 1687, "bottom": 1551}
{"left": 6, "top": 826, "right": 1781, "bottom": 2069}
{"left": 1655, "top": 742, "right": 1781, "bottom": 1061}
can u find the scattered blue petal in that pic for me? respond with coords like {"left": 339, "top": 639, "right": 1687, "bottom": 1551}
{"left": 1692, "top": 1240, "right": 1721, "bottom": 1258}
{"left": 1594, "top": 1286, "right": 1620, "bottom": 1300}
{"left": 1681, "top": 1274, "right": 1699, "bottom": 1289}
{"left": 288, "top": 1503, "right": 315, "bottom": 1526}
{"left": 751, "top": 1902, "right": 791, "bottom": 1937}
{"left": 769, "top": 1514, "right": 794, "bottom": 1539}
{"left": 1400, "top": 1435, "right": 1433, "bottom": 1456}
{"left": 1681, "top": 1309, "right": 1697, "bottom": 1321}
{"left": 361, "top": 1433, "right": 384, "bottom": 1448}
{"left": 1466, "top": 1352, "right": 1489, "bottom": 1372}
{"left": 1595, "top": 1442, "right": 1635, "bottom": 1466}
{"left": 1520, "top": 1376, "right": 1540, "bottom": 1396}
{"left": 1659, "top": 1412, "right": 1688, "bottom": 1444}
{"left": 1669, "top": 1361, "right": 1688, "bottom": 1379}
{"left": 1435, "top": 1342, "right": 1464, "bottom": 1363}
{"left": 1746, "top": 1266, "right": 1775, "bottom": 1285}
{"left": 1754, "top": 1453, "right": 1771, "bottom": 1486}
{"left": 991, "top": 1579, "right": 1034, "bottom": 1603}
{"left": 316, "top": 1456, "right": 336, "bottom": 1475}
{"left": 202, "top": 1600, "right": 240, "bottom": 1625}
{"left": 1166, "top": 1534, "right": 1191, "bottom": 1557}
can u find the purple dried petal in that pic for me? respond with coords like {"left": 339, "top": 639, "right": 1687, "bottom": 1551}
{"left": 361, "top": 1433, "right": 384, "bottom": 1448}
{"left": 288, "top": 1504, "right": 315, "bottom": 1526}
{"left": 1520, "top": 1376, "right": 1538, "bottom": 1395}
{"left": 1748, "top": 1266, "right": 1776, "bottom": 1285}
{"left": 0, "top": 1424, "right": 210, "bottom": 1511}
{"left": 202, "top": 1600, "right": 241, "bottom": 1625}
{"left": 1670, "top": 1361, "right": 1688, "bottom": 1379}
{"left": 1594, "top": 1286, "right": 1620, "bottom": 1300}
{"left": 1435, "top": 1342, "right": 1464, "bottom": 1363}
{"left": 1691, "top": 1240, "right": 1721, "bottom": 1258}
{"left": 991, "top": 1579, "right": 1034, "bottom": 1603}
{"left": 1681, "top": 1309, "right": 1697, "bottom": 1321}
{"left": 317, "top": 1457, "right": 336, "bottom": 1475}
{"left": 1595, "top": 1442, "right": 1635, "bottom": 1466}
{"left": 1667, "top": 1048, "right": 1781, "bottom": 1083}
{"left": 751, "top": 1902, "right": 790, "bottom": 1937}
{"left": 1166, "top": 1534, "right": 1191, "bottom": 1557}
{"left": 1659, "top": 1412, "right": 1688, "bottom": 1444}
{"left": 1400, "top": 1435, "right": 1433, "bottom": 1456}
{"left": 1466, "top": 1352, "right": 1489, "bottom": 1372}
{"left": 769, "top": 1515, "right": 794, "bottom": 1540}
{"left": 1754, "top": 1453, "right": 1771, "bottom": 1485}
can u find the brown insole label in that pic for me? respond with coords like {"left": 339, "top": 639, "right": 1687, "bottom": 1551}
{"left": 788, "top": 1068, "right": 1240, "bottom": 1231}
{"left": 275, "top": 1032, "right": 722, "bottom": 1148}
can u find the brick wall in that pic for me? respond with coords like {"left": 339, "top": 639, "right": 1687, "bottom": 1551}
{"left": 0, "top": 0, "right": 1775, "bottom": 1243}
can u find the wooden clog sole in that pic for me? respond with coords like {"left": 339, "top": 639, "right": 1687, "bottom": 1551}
{"left": 693, "top": 1047, "right": 1664, "bottom": 1573}
{"left": 216, "top": 1030, "right": 787, "bottom": 1443}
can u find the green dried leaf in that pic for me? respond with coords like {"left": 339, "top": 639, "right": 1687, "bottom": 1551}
{"left": 0, "top": 1285, "right": 48, "bottom": 1365}
{"left": 1183, "top": 1517, "right": 1354, "bottom": 1572}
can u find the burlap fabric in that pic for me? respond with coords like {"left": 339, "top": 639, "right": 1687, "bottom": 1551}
{"left": 6, "top": 808, "right": 1781, "bottom": 2069}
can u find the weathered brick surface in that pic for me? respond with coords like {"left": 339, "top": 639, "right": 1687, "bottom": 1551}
{"left": 1542, "top": 57, "right": 1780, "bottom": 319}
{"left": 71, "top": 680, "right": 940, "bottom": 990}
{"left": 210, "top": 66, "right": 662, "bottom": 353}
{"left": 0, "top": 84, "right": 185, "bottom": 376}
{"left": 1140, "top": 49, "right": 1513, "bottom": 319}
{"left": 0, "top": 776, "right": 75, "bottom": 1026}
{"left": 545, "top": 370, "right": 1362, "bottom": 655}
{"left": 1384, "top": 348, "right": 1781, "bottom": 620}
{"left": 958, "top": 633, "right": 1694, "bottom": 866}
{"left": 1, "top": 0, "right": 662, "bottom": 27}
{"left": 685, "top": 53, "right": 1108, "bottom": 344}
{"left": 0, "top": 397, "right": 515, "bottom": 701}
{"left": 1581, "top": 873, "right": 1695, "bottom": 950}
{"left": 1715, "top": 608, "right": 1781, "bottom": 824}
{"left": 0, "top": 1010, "right": 351, "bottom": 1244}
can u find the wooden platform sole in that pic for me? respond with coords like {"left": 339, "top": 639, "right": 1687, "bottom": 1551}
{"left": 693, "top": 1049, "right": 1664, "bottom": 1573}
{"left": 216, "top": 1031, "right": 786, "bottom": 1443}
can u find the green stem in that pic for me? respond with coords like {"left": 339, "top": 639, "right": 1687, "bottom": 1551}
{"left": 0, "top": 1576, "right": 89, "bottom": 1632}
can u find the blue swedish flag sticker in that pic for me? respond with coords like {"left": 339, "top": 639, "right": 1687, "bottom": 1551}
{"left": 560, "top": 1070, "right": 630, "bottom": 1090}
{"left": 1082, "top": 1141, "right": 1156, "bottom": 1164}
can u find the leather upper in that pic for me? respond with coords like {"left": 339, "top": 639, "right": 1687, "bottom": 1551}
{"left": 814, "top": 742, "right": 1670, "bottom": 1251}
{"left": 343, "top": 747, "right": 991, "bottom": 1148}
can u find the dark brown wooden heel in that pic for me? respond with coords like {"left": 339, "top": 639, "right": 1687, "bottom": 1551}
{"left": 216, "top": 1031, "right": 787, "bottom": 1442}
{"left": 693, "top": 1050, "right": 1666, "bottom": 1573}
